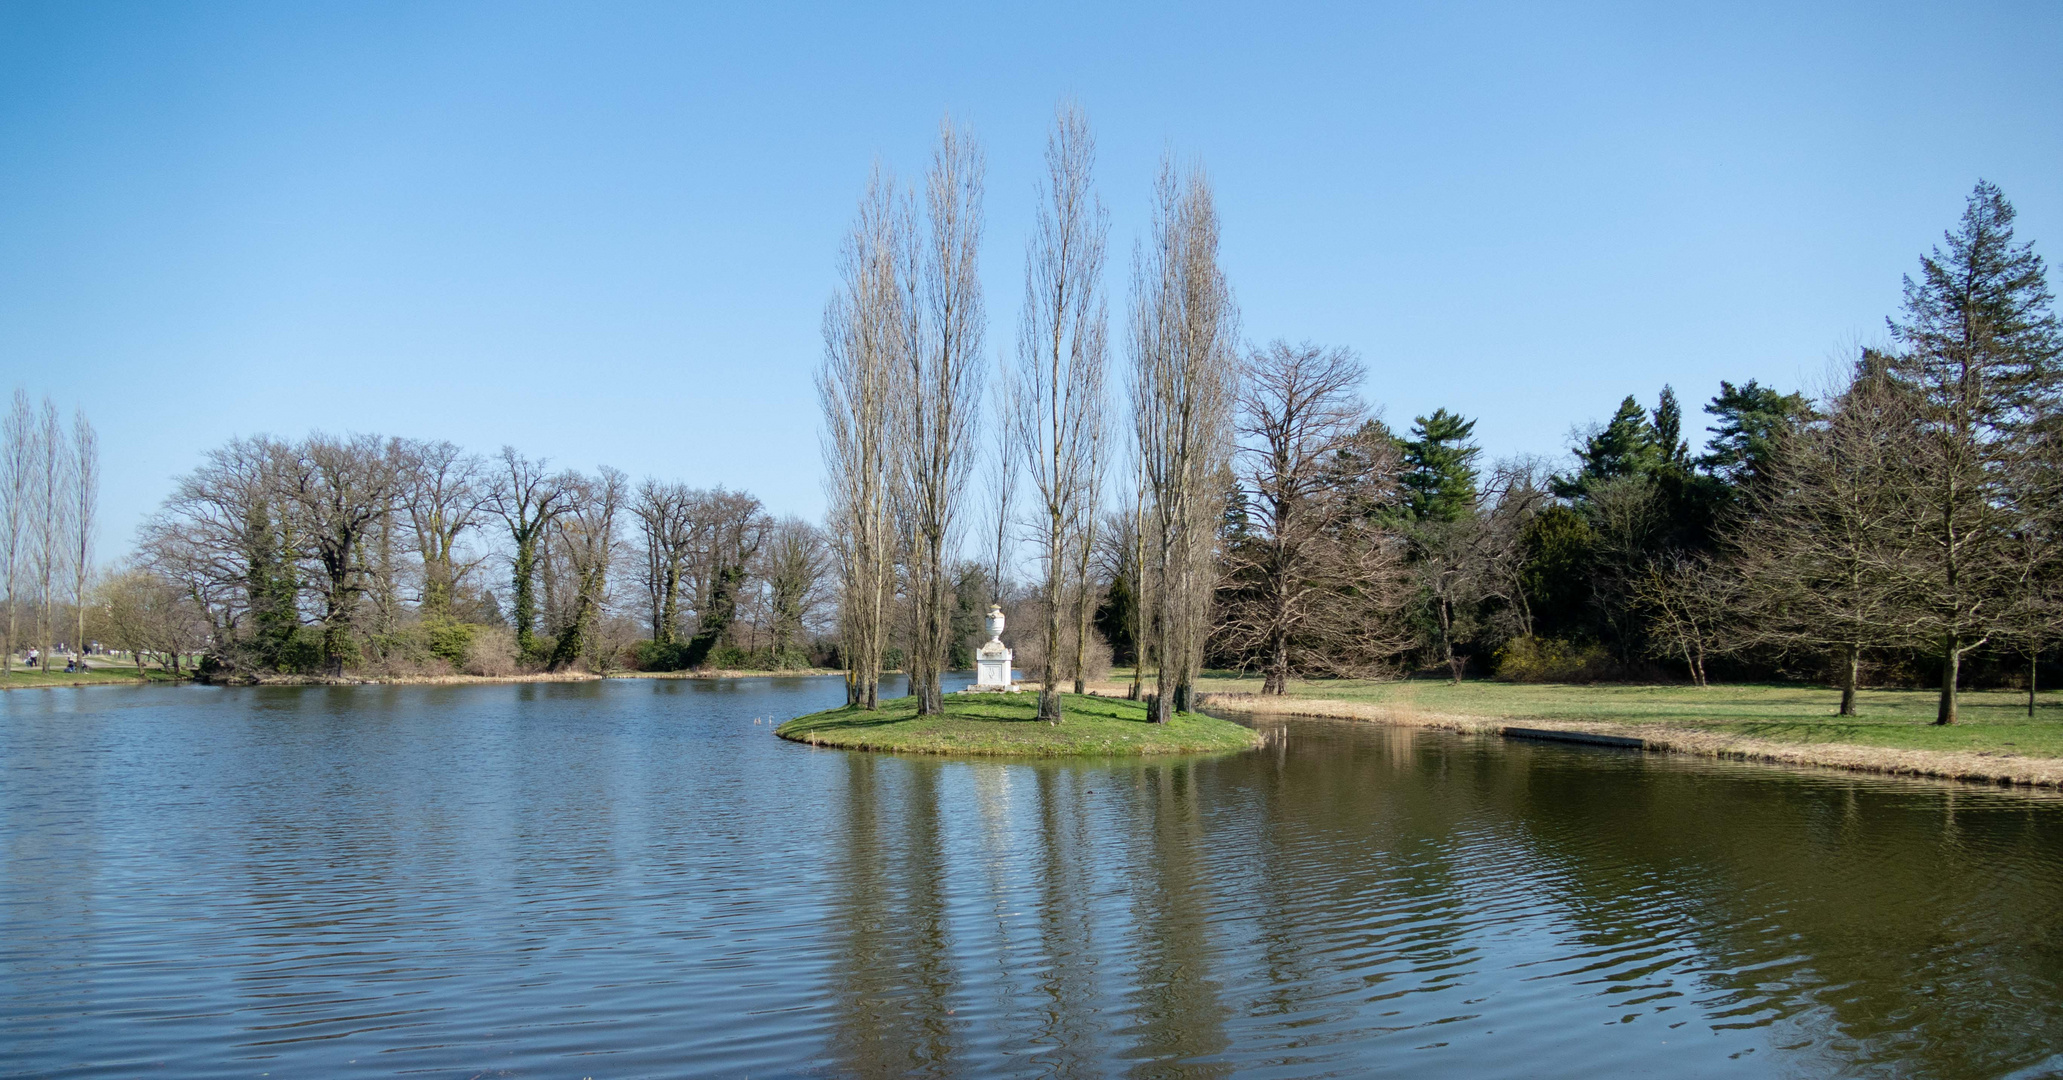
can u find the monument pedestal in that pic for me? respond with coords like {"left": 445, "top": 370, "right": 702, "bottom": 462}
{"left": 973, "top": 605, "right": 1015, "bottom": 692}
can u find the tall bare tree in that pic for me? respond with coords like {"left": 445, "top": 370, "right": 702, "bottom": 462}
{"left": 550, "top": 466, "right": 624, "bottom": 670}
{"left": 897, "top": 119, "right": 985, "bottom": 714}
{"left": 633, "top": 480, "right": 698, "bottom": 644}
{"left": 1722, "top": 357, "right": 1911, "bottom": 715}
{"left": 820, "top": 167, "right": 906, "bottom": 708}
{"left": 32, "top": 399, "right": 68, "bottom": 669}
{"left": 488, "top": 447, "right": 573, "bottom": 660}
{"left": 983, "top": 354, "right": 1018, "bottom": 607}
{"left": 683, "top": 488, "right": 770, "bottom": 667}
{"left": 276, "top": 433, "right": 401, "bottom": 675}
{"left": 1220, "top": 342, "right": 1369, "bottom": 694}
{"left": 2, "top": 391, "right": 30, "bottom": 673}
{"left": 1130, "top": 158, "right": 1239, "bottom": 722}
{"left": 393, "top": 438, "right": 487, "bottom": 619}
{"left": 1013, "top": 102, "right": 1109, "bottom": 723}
{"left": 761, "top": 516, "right": 827, "bottom": 668}
{"left": 70, "top": 411, "right": 97, "bottom": 662}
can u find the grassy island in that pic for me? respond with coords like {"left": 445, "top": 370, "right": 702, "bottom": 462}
{"left": 776, "top": 691, "right": 1262, "bottom": 757}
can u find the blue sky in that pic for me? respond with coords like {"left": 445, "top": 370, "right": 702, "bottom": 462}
{"left": 2, "top": 1, "right": 2059, "bottom": 553}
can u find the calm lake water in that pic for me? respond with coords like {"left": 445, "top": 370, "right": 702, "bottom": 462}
{"left": 3, "top": 678, "right": 2061, "bottom": 1079}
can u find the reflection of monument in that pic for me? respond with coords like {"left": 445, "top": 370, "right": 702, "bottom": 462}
{"left": 975, "top": 605, "right": 1015, "bottom": 691}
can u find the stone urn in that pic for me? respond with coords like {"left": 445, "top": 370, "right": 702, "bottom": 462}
{"left": 975, "top": 605, "right": 1014, "bottom": 691}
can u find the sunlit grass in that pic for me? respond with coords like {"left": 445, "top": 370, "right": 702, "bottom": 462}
{"left": 0, "top": 665, "right": 182, "bottom": 689}
{"left": 777, "top": 691, "right": 1260, "bottom": 757}
{"left": 1179, "top": 672, "right": 2063, "bottom": 758}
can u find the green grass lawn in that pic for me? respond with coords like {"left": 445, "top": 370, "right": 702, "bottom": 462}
{"left": 777, "top": 691, "right": 1261, "bottom": 757}
{"left": 0, "top": 664, "right": 183, "bottom": 689}
{"left": 1187, "top": 672, "right": 2063, "bottom": 758}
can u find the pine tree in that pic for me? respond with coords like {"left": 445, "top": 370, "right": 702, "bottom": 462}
{"left": 1396, "top": 409, "right": 1481, "bottom": 522}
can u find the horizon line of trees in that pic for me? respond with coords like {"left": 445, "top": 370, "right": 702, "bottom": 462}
{"left": 118, "top": 434, "right": 835, "bottom": 680}
{"left": 819, "top": 105, "right": 2060, "bottom": 727}
{"left": 59, "top": 130, "right": 2063, "bottom": 731}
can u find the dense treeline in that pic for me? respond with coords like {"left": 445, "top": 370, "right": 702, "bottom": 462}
{"left": 76, "top": 117, "right": 2063, "bottom": 727}
{"left": 822, "top": 109, "right": 2058, "bottom": 729}
{"left": 128, "top": 436, "right": 834, "bottom": 678}
{"left": 1200, "top": 180, "right": 2061, "bottom": 726}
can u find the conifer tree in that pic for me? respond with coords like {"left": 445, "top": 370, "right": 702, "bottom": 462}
{"left": 1885, "top": 180, "right": 2062, "bottom": 724}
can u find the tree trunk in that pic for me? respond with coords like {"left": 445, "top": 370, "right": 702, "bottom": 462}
{"left": 1040, "top": 518, "right": 1064, "bottom": 723}
{"left": 2030, "top": 650, "right": 2039, "bottom": 719}
{"left": 1439, "top": 598, "right": 1461, "bottom": 685}
{"left": 1935, "top": 636, "right": 1960, "bottom": 725}
{"left": 1262, "top": 628, "right": 1287, "bottom": 696}
{"left": 1838, "top": 644, "right": 1858, "bottom": 717}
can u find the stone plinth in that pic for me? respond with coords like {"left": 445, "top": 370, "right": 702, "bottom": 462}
{"left": 974, "top": 605, "right": 1014, "bottom": 691}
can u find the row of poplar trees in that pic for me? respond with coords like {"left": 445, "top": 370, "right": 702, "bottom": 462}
{"left": 820, "top": 103, "right": 1240, "bottom": 724}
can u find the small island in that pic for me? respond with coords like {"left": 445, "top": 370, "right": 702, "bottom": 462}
{"left": 776, "top": 692, "right": 1261, "bottom": 757}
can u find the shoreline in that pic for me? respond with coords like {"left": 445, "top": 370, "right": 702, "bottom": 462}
{"left": 1194, "top": 690, "right": 2063, "bottom": 790}
{"left": 776, "top": 691, "right": 1262, "bottom": 756}
{"left": 2, "top": 668, "right": 850, "bottom": 690}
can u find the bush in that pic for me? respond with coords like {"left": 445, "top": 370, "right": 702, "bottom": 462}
{"left": 706, "top": 644, "right": 753, "bottom": 670}
{"left": 634, "top": 639, "right": 695, "bottom": 672}
{"left": 1494, "top": 636, "right": 1617, "bottom": 683}
{"left": 423, "top": 618, "right": 477, "bottom": 668}
{"left": 463, "top": 626, "right": 519, "bottom": 676}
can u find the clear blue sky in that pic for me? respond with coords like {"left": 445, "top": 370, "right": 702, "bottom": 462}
{"left": 3, "top": 2, "right": 2059, "bottom": 554}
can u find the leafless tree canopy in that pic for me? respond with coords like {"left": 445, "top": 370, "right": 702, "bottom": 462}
{"left": 1130, "top": 158, "right": 1239, "bottom": 721}
{"left": 1013, "top": 102, "right": 1109, "bottom": 721}
{"left": 1216, "top": 342, "right": 1408, "bottom": 692}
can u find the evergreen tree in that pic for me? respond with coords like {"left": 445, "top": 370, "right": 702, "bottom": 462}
{"left": 1395, "top": 409, "right": 1481, "bottom": 522}
{"left": 1700, "top": 380, "right": 1813, "bottom": 488}
{"left": 1885, "top": 180, "right": 2063, "bottom": 724}
{"left": 1554, "top": 395, "right": 1659, "bottom": 498}
{"left": 1652, "top": 386, "right": 1690, "bottom": 470}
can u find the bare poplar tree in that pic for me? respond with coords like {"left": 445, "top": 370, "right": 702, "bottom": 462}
{"left": 1130, "top": 158, "right": 1239, "bottom": 721}
{"left": 33, "top": 399, "right": 68, "bottom": 669}
{"left": 70, "top": 411, "right": 96, "bottom": 661}
{"left": 1013, "top": 102, "right": 1109, "bottom": 723}
{"left": 1, "top": 391, "right": 30, "bottom": 674}
{"left": 820, "top": 167, "right": 905, "bottom": 709}
{"left": 897, "top": 119, "right": 985, "bottom": 715}
{"left": 984, "top": 353, "right": 1018, "bottom": 606}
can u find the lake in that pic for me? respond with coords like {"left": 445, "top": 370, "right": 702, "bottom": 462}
{"left": 3, "top": 677, "right": 2060, "bottom": 1078}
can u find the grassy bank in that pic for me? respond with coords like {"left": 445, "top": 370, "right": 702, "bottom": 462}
{"left": 0, "top": 666, "right": 184, "bottom": 689}
{"left": 777, "top": 692, "right": 1262, "bottom": 757}
{"left": 1102, "top": 674, "right": 2063, "bottom": 788}
{"left": 1179, "top": 676, "right": 2063, "bottom": 758}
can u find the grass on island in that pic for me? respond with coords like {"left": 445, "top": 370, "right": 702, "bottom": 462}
{"left": 777, "top": 691, "right": 1262, "bottom": 757}
{"left": 1177, "top": 672, "right": 2063, "bottom": 759}
{"left": 0, "top": 665, "right": 184, "bottom": 689}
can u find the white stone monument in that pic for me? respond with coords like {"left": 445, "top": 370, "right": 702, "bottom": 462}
{"left": 975, "top": 605, "right": 1015, "bottom": 691}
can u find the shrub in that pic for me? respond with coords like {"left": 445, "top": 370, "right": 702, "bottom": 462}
{"left": 1494, "top": 636, "right": 1616, "bottom": 683}
{"left": 706, "top": 644, "right": 753, "bottom": 670}
{"left": 634, "top": 639, "right": 694, "bottom": 672}
{"left": 463, "top": 626, "right": 519, "bottom": 676}
{"left": 423, "top": 618, "right": 477, "bottom": 668}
